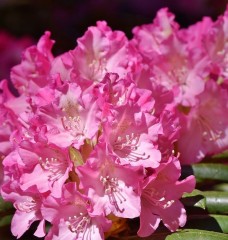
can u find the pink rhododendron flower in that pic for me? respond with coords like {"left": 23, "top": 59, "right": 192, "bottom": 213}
{"left": 29, "top": 82, "right": 101, "bottom": 149}
{"left": 18, "top": 140, "right": 72, "bottom": 197}
{"left": 138, "top": 157, "right": 195, "bottom": 237}
{"left": 66, "top": 21, "right": 135, "bottom": 85}
{"left": 178, "top": 80, "right": 228, "bottom": 164}
{"left": 132, "top": 8, "right": 209, "bottom": 107}
{"left": 42, "top": 182, "right": 111, "bottom": 240}
{"left": 11, "top": 31, "right": 54, "bottom": 95}
{"left": 103, "top": 100, "right": 161, "bottom": 168}
{"left": 77, "top": 142, "right": 143, "bottom": 218}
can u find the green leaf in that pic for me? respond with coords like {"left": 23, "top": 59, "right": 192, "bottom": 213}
{"left": 212, "top": 183, "right": 228, "bottom": 192}
{"left": 186, "top": 214, "right": 228, "bottom": 233}
{"left": 211, "top": 151, "right": 228, "bottom": 160}
{"left": 203, "top": 191, "right": 228, "bottom": 214}
{"left": 165, "top": 229, "right": 228, "bottom": 240}
{"left": 0, "top": 214, "right": 12, "bottom": 227}
{"left": 110, "top": 232, "right": 170, "bottom": 240}
{"left": 182, "top": 164, "right": 228, "bottom": 182}
{"left": 0, "top": 198, "right": 13, "bottom": 213}
{"left": 182, "top": 190, "right": 206, "bottom": 209}
{"left": 183, "top": 190, "right": 228, "bottom": 214}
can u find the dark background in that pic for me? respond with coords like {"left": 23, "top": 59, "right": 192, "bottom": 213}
{"left": 0, "top": 0, "right": 227, "bottom": 54}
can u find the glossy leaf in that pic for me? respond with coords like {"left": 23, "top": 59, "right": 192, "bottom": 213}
{"left": 183, "top": 190, "right": 228, "bottom": 214}
{"left": 186, "top": 214, "right": 228, "bottom": 233}
{"left": 182, "top": 189, "right": 206, "bottom": 209}
{"left": 203, "top": 191, "right": 228, "bottom": 214}
{"left": 182, "top": 164, "right": 228, "bottom": 182}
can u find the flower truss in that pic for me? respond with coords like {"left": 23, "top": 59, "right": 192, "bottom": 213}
{"left": 1, "top": 6, "right": 228, "bottom": 240}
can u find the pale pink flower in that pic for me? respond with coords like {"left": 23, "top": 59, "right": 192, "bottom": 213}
{"left": 178, "top": 80, "right": 228, "bottom": 164}
{"left": 12, "top": 191, "right": 46, "bottom": 238}
{"left": 132, "top": 8, "right": 209, "bottom": 107}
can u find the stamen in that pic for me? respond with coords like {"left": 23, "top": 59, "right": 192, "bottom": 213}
{"left": 66, "top": 213, "right": 91, "bottom": 236}
{"left": 113, "top": 133, "right": 150, "bottom": 162}
{"left": 15, "top": 197, "right": 37, "bottom": 213}
{"left": 39, "top": 156, "right": 67, "bottom": 182}
{"left": 198, "top": 115, "right": 222, "bottom": 142}
{"left": 143, "top": 188, "right": 174, "bottom": 209}
{"left": 100, "top": 175, "right": 126, "bottom": 213}
{"left": 61, "top": 115, "right": 81, "bottom": 134}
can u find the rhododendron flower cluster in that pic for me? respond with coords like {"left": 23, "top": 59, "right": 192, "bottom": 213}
{"left": 1, "top": 6, "right": 228, "bottom": 240}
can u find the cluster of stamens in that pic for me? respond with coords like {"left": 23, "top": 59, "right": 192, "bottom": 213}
{"left": 66, "top": 212, "right": 91, "bottom": 235}
{"left": 15, "top": 197, "right": 37, "bottom": 213}
{"left": 61, "top": 115, "right": 81, "bottom": 135}
{"left": 88, "top": 58, "right": 107, "bottom": 81}
{"left": 198, "top": 115, "right": 222, "bottom": 142}
{"left": 100, "top": 175, "right": 126, "bottom": 212}
{"left": 39, "top": 156, "right": 66, "bottom": 182}
{"left": 113, "top": 133, "right": 150, "bottom": 162}
{"left": 143, "top": 188, "right": 174, "bottom": 209}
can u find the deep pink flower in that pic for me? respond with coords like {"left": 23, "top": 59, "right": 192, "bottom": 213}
{"left": 1, "top": 151, "right": 46, "bottom": 238}
{"left": 11, "top": 31, "right": 54, "bottom": 94}
{"left": 18, "top": 140, "right": 72, "bottom": 197}
{"left": 73, "top": 21, "right": 128, "bottom": 81}
{"left": 42, "top": 182, "right": 111, "bottom": 240}
{"left": 30, "top": 82, "right": 101, "bottom": 148}
{"left": 138, "top": 157, "right": 195, "bottom": 237}
{"left": 77, "top": 143, "right": 143, "bottom": 218}
{"left": 2, "top": 6, "right": 228, "bottom": 239}
{"left": 103, "top": 102, "right": 161, "bottom": 168}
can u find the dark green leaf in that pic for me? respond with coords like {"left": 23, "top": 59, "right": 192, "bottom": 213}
{"left": 0, "top": 214, "right": 12, "bottom": 227}
{"left": 0, "top": 197, "right": 13, "bottom": 213}
{"left": 165, "top": 229, "right": 228, "bottom": 240}
{"left": 211, "top": 151, "right": 228, "bottom": 160}
{"left": 183, "top": 190, "right": 228, "bottom": 214}
{"left": 212, "top": 183, "right": 228, "bottom": 192}
{"left": 182, "top": 164, "right": 228, "bottom": 182}
{"left": 203, "top": 191, "right": 228, "bottom": 214}
{"left": 182, "top": 190, "right": 206, "bottom": 209}
{"left": 185, "top": 214, "right": 228, "bottom": 233}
